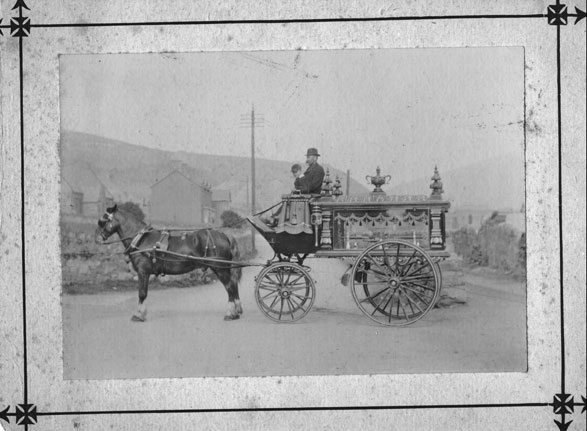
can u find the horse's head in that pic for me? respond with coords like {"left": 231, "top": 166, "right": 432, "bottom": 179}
{"left": 97, "top": 204, "right": 121, "bottom": 240}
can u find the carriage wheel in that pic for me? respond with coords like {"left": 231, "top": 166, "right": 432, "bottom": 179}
{"left": 350, "top": 239, "right": 441, "bottom": 326}
{"left": 254, "top": 262, "right": 315, "bottom": 323}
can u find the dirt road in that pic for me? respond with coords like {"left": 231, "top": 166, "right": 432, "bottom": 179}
{"left": 62, "top": 235, "right": 526, "bottom": 379}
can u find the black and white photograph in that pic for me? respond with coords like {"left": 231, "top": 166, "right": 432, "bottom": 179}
{"left": 1, "top": 1, "right": 586, "bottom": 430}
{"left": 59, "top": 47, "right": 527, "bottom": 379}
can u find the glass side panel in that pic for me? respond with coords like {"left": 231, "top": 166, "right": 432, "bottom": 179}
{"left": 332, "top": 209, "right": 429, "bottom": 250}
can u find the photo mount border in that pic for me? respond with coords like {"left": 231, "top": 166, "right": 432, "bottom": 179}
{"left": 0, "top": 0, "right": 585, "bottom": 429}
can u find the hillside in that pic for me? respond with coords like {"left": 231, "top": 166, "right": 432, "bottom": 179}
{"left": 388, "top": 153, "right": 525, "bottom": 211}
{"left": 60, "top": 131, "right": 370, "bottom": 212}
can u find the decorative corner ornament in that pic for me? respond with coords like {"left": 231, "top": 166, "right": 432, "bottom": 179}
{"left": 547, "top": 3, "right": 586, "bottom": 25}
{"left": 15, "top": 404, "right": 37, "bottom": 426}
{"left": 552, "top": 394, "right": 586, "bottom": 431}
{"left": 1, "top": 403, "right": 38, "bottom": 426}
{"left": 10, "top": 0, "right": 30, "bottom": 37}
{"left": 0, "top": 406, "right": 11, "bottom": 423}
{"left": 548, "top": 3, "right": 569, "bottom": 25}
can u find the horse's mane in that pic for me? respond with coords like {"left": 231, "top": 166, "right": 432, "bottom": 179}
{"left": 114, "top": 202, "right": 147, "bottom": 226}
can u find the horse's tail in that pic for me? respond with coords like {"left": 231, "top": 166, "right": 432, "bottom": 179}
{"left": 228, "top": 234, "right": 242, "bottom": 284}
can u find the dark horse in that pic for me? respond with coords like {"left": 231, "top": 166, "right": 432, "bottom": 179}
{"left": 97, "top": 204, "right": 242, "bottom": 322}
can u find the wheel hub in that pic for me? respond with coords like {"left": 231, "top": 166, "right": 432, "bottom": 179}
{"left": 389, "top": 276, "right": 401, "bottom": 287}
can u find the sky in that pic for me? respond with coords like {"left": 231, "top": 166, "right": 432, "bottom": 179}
{"left": 60, "top": 47, "right": 525, "bottom": 185}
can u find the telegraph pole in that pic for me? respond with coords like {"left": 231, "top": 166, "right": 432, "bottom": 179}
{"left": 246, "top": 175, "right": 249, "bottom": 208}
{"left": 240, "top": 105, "right": 264, "bottom": 251}
{"left": 251, "top": 106, "right": 256, "bottom": 219}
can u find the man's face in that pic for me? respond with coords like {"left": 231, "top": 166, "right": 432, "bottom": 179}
{"left": 306, "top": 155, "right": 317, "bottom": 165}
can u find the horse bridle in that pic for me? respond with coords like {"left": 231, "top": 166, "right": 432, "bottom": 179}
{"left": 98, "top": 210, "right": 116, "bottom": 239}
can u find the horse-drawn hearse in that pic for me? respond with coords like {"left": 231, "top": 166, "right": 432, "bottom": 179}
{"left": 97, "top": 166, "right": 450, "bottom": 326}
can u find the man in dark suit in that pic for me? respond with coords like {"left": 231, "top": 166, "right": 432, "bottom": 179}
{"left": 294, "top": 148, "right": 325, "bottom": 194}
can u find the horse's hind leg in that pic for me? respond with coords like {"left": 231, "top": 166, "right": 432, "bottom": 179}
{"left": 131, "top": 272, "right": 149, "bottom": 322}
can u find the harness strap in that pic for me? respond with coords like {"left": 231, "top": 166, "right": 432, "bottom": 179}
{"left": 124, "top": 225, "right": 153, "bottom": 255}
{"left": 155, "top": 230, "right": 170, "bottom": 251}
{"left": 204, "top": 230, "right": 216, "bottom": 257}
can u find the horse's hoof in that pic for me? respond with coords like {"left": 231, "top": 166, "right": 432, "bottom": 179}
{"left": 131, "top": 315, "right": 145, "bottom": 322}
{"left": 224, "top": 314, "right": 240, "bottom": 321}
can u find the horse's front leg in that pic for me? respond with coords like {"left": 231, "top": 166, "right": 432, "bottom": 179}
{"left": 131, "top": 271, "right": 149, "bottom": 322}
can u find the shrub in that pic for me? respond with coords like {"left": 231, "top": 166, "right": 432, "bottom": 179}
{"left": 220, "top": 210, "right": 245, "bottom": 228}
{"left": 452, "top": 219, "right": 525, "bottom": 276}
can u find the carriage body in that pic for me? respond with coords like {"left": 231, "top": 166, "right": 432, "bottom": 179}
{"left": 250, "top": 192, "right": 450, "bottom": 260}
{"left": 249, "top": 167, "right": 451, "bottom": 326}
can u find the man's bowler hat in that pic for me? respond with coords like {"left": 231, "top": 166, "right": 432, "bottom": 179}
{"left": 305, "top": 148, "right": 320, "bottom": 157}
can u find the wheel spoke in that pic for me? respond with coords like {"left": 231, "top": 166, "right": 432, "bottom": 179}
{"left": 264, "top": 273, "right": 282, "bottom": 286}
{"left": 359, "top": 286, "right": 391, "bottom": 304}
{"left": 398, "top": 249, "right": 418, "bottom": 276}
{"left": 362, "top": 280, "right": 391, "bottom": 285}
{"left": 290, "top": 282, "right": 310, "bottom": 292}
{"left": 402, "top": 274, "right": 434, "bottom": 281}
{"left": 289, "top": 295, "right": 302, "bottom": 309}
{"left": 287, "top": 273, "right": 305, "bottom": 286}
{"left": 402, "top": 285, "right": 431, "bottom": 304}
{"left": 289, "top": 279, "right": 310, "bottom": 288}
{"left": 267, "top": 294, "right": 280, "bottom": 311}
{"left": 402, "top": 289, "right": 424, "bottom": 313}
{"left": 291, "top": 292, "right": 311, "bottom": 301}
{"left": 285, "top": 297, "right": 294, "bottom": 319}
{"left": 260, "top": 289, "right": 280, "bottom": 301}
{"left": 350, "top": 240, "right": 440, "bottom": 326}
{"left": 365, "top": 267, "right": 389, "bottom": 279}
{"left": 381, "top": 243, "right": 391, "bottom": 268}
{"left": 364, "top": 254, "right": 388, "bottom": 274}
{"left": 288, "top": 298, "right": 301, "bottom": 317}
{"left": 274, "top": 270, "right": 284, "bottom": 285}
{"left": 372, "top": 289, "right": 394, "bottom": 316}
{"left": 284, "top": 268, "right": 297, "bottom": 286}
{"left": 403, "top": 280, "right": 436, "bottom": 291}
{"left": 402, "top": 261, "right": 429, "bottom": 278}
{"left": 398, "top": 299, "right": 409, "bottom": 320}
{"left": 258, "top": 283, "right": 279, "bottom": 291}
{"left": 256, "top": 263, "right": 315, "bottom": 322}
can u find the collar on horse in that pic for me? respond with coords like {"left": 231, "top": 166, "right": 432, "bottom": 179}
{"left": 124, "top": 225, "right": 154, "bottom": 255}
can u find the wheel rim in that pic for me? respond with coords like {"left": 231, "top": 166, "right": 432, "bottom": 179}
{"left": 350, "top": 240, "right": 440, "bottom": 326}
{"left": 255, "top": 262, "right": 315, "bottom": 323}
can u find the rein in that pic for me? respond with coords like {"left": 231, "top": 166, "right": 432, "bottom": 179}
{"left": 99, "top": 235, "right": 137, "bottom": 245}
{"left": 128, "top": 248, "right": 267, "bottom": 270}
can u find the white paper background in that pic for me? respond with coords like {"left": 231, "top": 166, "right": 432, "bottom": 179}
{"left": 0, "top": 1, "right": 585, "bottom": 430}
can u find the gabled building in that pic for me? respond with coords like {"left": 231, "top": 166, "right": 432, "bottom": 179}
{"left": 61, "top": 162, "right": 114, "bottom": 217}
{"left": 212, "top": 189, "right": 232, "bottom": 216}
{"left": 150, "top": 170, "right": 214, "bottom": 227}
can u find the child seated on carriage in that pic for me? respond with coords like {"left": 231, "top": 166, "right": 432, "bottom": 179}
{"left": 264, "top": 148, "right": 325, "bottom": 227}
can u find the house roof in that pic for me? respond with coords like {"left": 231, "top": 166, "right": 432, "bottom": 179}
{"left": 150, "top": 169, "right": 211, "bottom": 191}
{"left": 61, "top": 162, "right": 114, "bottom": 201}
